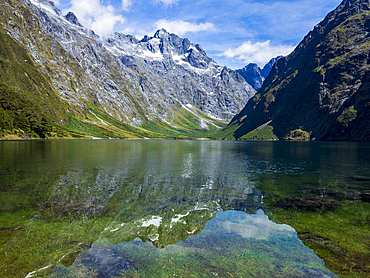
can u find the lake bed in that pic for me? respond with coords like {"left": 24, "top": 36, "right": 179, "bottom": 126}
{"left": 1, "top": 140, "right": 369, "bottom": 277}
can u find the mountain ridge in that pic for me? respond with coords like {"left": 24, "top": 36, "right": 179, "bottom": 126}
{"left": 225, "top": 0, "right": 370, "bottom": 141}
{"left": 0, "top": 0, "right": 255, "bottom": 138}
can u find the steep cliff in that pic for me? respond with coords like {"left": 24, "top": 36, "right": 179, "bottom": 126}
{"left": 227, "top": 0, "right": 370, "bottom": 141}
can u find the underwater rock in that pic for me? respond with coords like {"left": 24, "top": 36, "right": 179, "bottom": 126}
{"left": 351, "top": 176, "right": 370, "bottom": 182}
{"left": 298, "top": 232, "right": 346, "bottom": 255}
{"left": 324, "top": 188, "right": 362, "bottom": 200}
{"left": 51, "top": 246, "right": 136, "bottom": 277}
{"left": 294, "top": 265, "right": 338, "bottom": 278}
{"left": 276, "top": 197, "right": 337, "bottom": 211}
{"left": 78, "top": 247, "right": 136, "bottom": 276}
{"left": 0, "top": 225, "right": 25, "bottom": 231}
{"left": 361, "top": 191, "right": 370, "bottom": 202}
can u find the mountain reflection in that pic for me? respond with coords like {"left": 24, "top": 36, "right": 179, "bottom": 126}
{"left": 50, "top": 210, "right": 338, "bottom": 278}
{"left": 2, "top": 140, "right": 367, "bottom": 277}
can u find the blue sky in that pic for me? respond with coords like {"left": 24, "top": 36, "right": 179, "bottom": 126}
{"left": 53, "top": 0, "right": 343, "bottom": 69}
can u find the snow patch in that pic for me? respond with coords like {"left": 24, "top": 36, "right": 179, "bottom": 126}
{"left": 90, "top": 111, "right": 110, "bottom": 126}
{"left": 141, "top": 50, "right": 163, "bottom": 60}
{"left": 141, "top": 216, "right": 162, "bottom": 227}
{"left": 25, "top": 264, "right": 53, "bottom": 278}
{"left": 29, "top": 0, "right": 58, "bottom": 16}
{"left": 171, "top": 212, "right": 190, "bottom": 223}
{"left": 148, "top": 234, "right": 159, "bottom": 241}
{"left": 187, "top": 228, "right": 197, "bottom": 234}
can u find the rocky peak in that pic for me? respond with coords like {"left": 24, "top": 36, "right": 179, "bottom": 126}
{"left": 300, "top": 0, "right": 370, "bottom": 47}
{"left": 154, "top": 28, "right": 169, "bottom": 39}
{"left": 108, "top": 32, "right": 138, "bottom": 45}
{"left": 236, "top": 57, "right": 282, "bottom": 91}
{"left": 261, "top": 56, "right": 282, "bottom": 77}
{"left": 29, "top": 0, "right": 61, "bottom": 16}
{"left": 139, "top": 35, "right": 150, "bottom": 43}
{"left": 195, "top": 44, "right": 207, "bottom": 56}
{"left": 65, "top": 11, "right": 83, "bottom": 27}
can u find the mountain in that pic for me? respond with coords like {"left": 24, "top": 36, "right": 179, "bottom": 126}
{"left": 225, "top": 0, "right": 370, "bottom": 141}
{"left": 0, "top": 0, "right": 255, "bottom": 139}
{"left": 236, "top": 56, "right": 282, "bottom": 91}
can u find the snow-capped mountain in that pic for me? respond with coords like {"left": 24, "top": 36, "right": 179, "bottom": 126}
{"left": 1, "top": 0, "right": 255, "bottom": 132}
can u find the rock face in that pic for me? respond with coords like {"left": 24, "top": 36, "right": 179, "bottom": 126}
{"left": 236, "top": 56, "right": 282, "bottom": 91}
{"left": 0, "top": 0, "right": 255, "bottom": 132}
{"left": 228, "top": 0, "right": 370, "bottom": 141}
{"left": 104, "top": 29, "right": 255, "bottom": 122}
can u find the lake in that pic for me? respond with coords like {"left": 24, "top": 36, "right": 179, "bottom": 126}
{"left": 1, "top": 140, "right": 369, "bottom": 277}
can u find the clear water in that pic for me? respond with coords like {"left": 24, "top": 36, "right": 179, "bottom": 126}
{"left": 1, "top": 140, "right": 369, "bottom": 277}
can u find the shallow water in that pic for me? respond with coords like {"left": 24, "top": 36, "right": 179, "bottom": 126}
{"left": 1, "top": 140, "right": 369, "bottom": 277}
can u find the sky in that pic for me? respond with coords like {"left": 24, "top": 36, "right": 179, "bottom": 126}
{"left": 53, "top": 0, "right": 343, "bottom": 69}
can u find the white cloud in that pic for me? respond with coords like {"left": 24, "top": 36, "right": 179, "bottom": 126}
{"left": 154, "top": 19, "right": 214, "bottom": 36}
{"left": 154, "top": 0, "right": 180, "bottom": 6}
{"left": 218, "top": 40, "right": 295, "bottom": 66}
{"left": 122, "top": 0, "right": 133, "bottom": 11}
{"left": 65, "top": 0, "right": 125, "bottom": 38}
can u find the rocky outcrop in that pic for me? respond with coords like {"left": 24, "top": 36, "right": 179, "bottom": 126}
{"left": 65, "top": 12, "right": 82, "bottom": 27}
{"left": 227, "top": 0, "right": 370, "bottom": 141}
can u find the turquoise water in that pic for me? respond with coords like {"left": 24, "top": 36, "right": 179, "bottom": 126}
{"left": 1, "top": 140, "right": 369, "bottom": 277}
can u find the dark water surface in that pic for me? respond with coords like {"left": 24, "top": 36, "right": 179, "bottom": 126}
{"left": 1, "top": 140, "right": 369, "bottom": 277}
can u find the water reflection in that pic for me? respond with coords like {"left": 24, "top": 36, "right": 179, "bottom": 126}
{"left": 50, "top": 210, "right": 338, "bottom": 278}
{"left": 1, "top": 140, "right": 369, "bottom": 277}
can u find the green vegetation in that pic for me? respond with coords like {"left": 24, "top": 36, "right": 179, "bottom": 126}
{"left": 0, "top": 209, "right": 113, "bottom": 277}
{"left": 210, "top": 123, "right": 238, "bottom": 140}
{"left": 141, "top": 105, "right": 227, "bottom": 139}
{"left": 272, "top": 203, "right": 370, "bottom": 278}
{"left": 240, "top": 125, "right": 278, "bottom": 141}
{"left": 283, "top": 129, "right": 311, "bottom": 141}
{"left": 0, "top": 27, "right": 229, "bottom": 141}
{"left": 0, "top": 31, "right": 72, "bottom": 138}
{"left": 0, "top": 84, "right": 52, "bottom": 138}
{"left": 337, "top": 107, "right": 357, "bottom": 128}
{"left": 255, "top": 171, "right": 370, "bottom": 278}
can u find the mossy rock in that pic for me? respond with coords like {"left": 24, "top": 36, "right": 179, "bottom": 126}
{"left": 283, "top": 129, "right": 311, "bottom": 141}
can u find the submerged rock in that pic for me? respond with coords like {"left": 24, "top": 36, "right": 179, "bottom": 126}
{"left": 324, "top": 188, "right": 362, "bottom": 201}
{"left": 294, "top": 265, "right": 339, "bottom": 278}
{"left": 298, "top": 232, "right": 345, "bottom": 255}
{"left": 361, "top": 191, "right": 370, "bottom": 202}
{"left": 276, "top": 197, "right": 337, "bottom": 211}
{"left": 50, "top": 246, "right": 136, "bottom": 277}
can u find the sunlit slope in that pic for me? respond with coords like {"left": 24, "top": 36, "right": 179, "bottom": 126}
{"left": 0, "top": 0, "right": 247, "bottom": 139}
